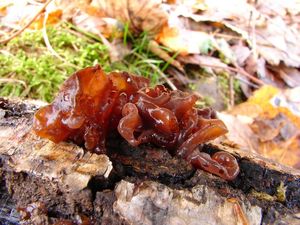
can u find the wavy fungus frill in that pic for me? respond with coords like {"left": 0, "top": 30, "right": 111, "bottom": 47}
{"left": 33, "top": 65, "right": 239, "bottom": 180}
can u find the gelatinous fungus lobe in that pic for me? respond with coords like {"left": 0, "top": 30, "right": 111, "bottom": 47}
{"left": 33, "top": 65, "right": 148, "bottom": 153}
{"left": 33, "top": 65, "right": 239, "bottom": 180}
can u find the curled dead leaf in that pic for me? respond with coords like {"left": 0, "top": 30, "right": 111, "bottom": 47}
{"left": 223, "top": 85, "right": 300, "bottom": 169}
{"left": 88, "top": 0, "right": 168, "bottom": 34}
{"left": 72, "top": 11, "right": 123, "bottom": 38}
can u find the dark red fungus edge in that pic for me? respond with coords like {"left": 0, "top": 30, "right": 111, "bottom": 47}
{"left": 33, "top": 65, "right": 239, "bottom": 180}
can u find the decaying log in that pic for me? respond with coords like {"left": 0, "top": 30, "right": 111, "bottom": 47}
{"left": 0, "top": 97, "right": 300, "bottom": 225}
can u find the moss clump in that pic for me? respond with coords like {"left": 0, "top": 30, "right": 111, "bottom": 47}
{"left": 0, "top": 25, "right": 110, "bottom": 102}
{"left": 0, "top": 24, "right": 175, "bottom": 102}
{"left": 250, "top": 181, "right": 287, "bottom": 203}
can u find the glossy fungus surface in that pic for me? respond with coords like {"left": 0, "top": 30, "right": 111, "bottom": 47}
{"left": 33, "top": 65, "right": 239, "bottom": 180}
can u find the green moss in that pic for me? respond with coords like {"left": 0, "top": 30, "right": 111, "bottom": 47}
{"left": 276, "top": 182, "right": 287, "bottom": 202}
{"left": 0, "top": 25, "right": 110, "bottom": 102}
{"left": 250, "top": 189, "right": 276, "bottom": 201}
{"left": 0, "top": 23, "right": 174, "bottom": 102}
{"left": 250, "top": 182, "right": 287, "bottom": 203}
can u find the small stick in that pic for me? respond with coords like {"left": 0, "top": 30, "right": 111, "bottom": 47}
{"left": 42, "top": 11, "right": 65, "bottom": 61}
{"left": 229, "top": 74, "right": 234, "bottom": 108}
{"left": 0, "top": 78, "right": 27, "bottom": 88}
{"left": 42, "top": 13, "right": 80, "bottom": 70}
{"left": 212, "top": 33, "right": 244, "bottom": 40}
{"left": 199, "top": 62, "right": 265, "bottom": 86}
{"left": 249, "top": 10, "right": 258, "bottom": 62}
{"left": 0, "top": 0, "right": 54, "bottom": 44}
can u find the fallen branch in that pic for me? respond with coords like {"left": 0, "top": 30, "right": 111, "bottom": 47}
{"left": 0, "top": 98, "right": 300, "bottom": 224}
{"left": 199, "top": 62, "right": 265, "bottom": 86}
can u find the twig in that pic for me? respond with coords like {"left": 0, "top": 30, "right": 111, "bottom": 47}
{"left": 229, "top": 74, "right": 234, "bottom": 108}
{"left": 249, "top": 10, "right": 258, "bottom": 62}
{"left": 132, "top": 52, "right": 178, "bottom": 91}
{"left": 212, "top": 38, "right": 263, "bottom": 86}
{"left": 64, "top": 22, "right": 103, "bottom": 43}
{"left": 212, "top": 33, "right": 244, "bottom": 40}
{"left": 235, "top": 76, "right": 259, "bottom": 89}
{"left": 42, "top": 13, "right": 80, "bottom": 70}
{"left": 0, "top": 78, "right": 27, "bottom": 88}
{"left": 0, "top": 0, "right": 54, "bottom": 44}
{"left": 96, "top": 32, "right": 121, "bottom": 62}
{"left": 42, "top": 11, "right": 65, "bottom": 61}
{"left": 199, "top": 62, "right": 265, "bottom": 86}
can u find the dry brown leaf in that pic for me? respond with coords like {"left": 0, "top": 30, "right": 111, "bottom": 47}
{"left": 177, "top": 54, "right": 228, "bottom": 72}
{"left": 250, "top": 113, "right": 292, "bottom": 142}
{"left": 89, "top": 0, "right": 168, "bottom": 34}
{"left": 1, "top": 2, "right": 42, "bottom": 30}
{"left": 176, "top": 0, "right": 300, "bottom": 67}
{"left": 252, "top": 113, "right": 300, "bottom": 169}
{"left": 248, "top": 86, "right": 300, "bottom": 127}
{"left": 256, "top": 0, "right": 300, "bottom": 19}
{"left": 231, "top": 44, "right": 251, "bottom": 67}
{"left": 277, "top": 66, "right": 300, "bottom": 88}
{"left": 256, "top": 58, "right": 286, "bottom": 88}
{"left": 72, "top": 11, "right": 123, "bottom": 38}
{"left": 224, "top": 85, "right": 300, "bottom": 169}
{"left": 0, "top": 2, "right": 8, "bottom": 17}
{"left": 255, "top": 16, "right": 300, "bottom": 67}
{"left": 258, "top": 137, "right": 300, "bottom": 169}
{"left": 29, "top": 9, "right": 62, "bottom": 30}
{"left": 148, "top": 40, "right": 184, "bottom": 72}
{"left": 218, "top": 112, "right": 259, "bottom": 153}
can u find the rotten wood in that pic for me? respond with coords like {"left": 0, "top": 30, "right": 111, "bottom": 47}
{"left": 0, "top": 97, "right": 300, "bottom": 225}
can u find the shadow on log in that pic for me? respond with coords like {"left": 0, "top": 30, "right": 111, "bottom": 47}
{"left": 0, "top": 98, "right": 299, "bottom": 225}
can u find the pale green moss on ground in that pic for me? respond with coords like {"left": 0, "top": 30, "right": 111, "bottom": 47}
{"left": 0, "top": 23, "right": 168, "bottom": 102}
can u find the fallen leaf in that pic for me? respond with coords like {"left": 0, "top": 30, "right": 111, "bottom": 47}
{"left": 256, "top": 17, "right": 300, "bottom": 67}
{"left": 89, "top": 0, "right": 168, "bottom": 34}
{"left": 277, "top": 66, "right": 300, "bottom": 88}
{"left": 248, "top": 86, "right": 300, "bottom": 128}
{"left": 258, "top": 136, "right": 300, "bottom": 169}
{"left": 176, "top": 0, "right": 300, "bottom": 67}
{"left": 177, "top": 54, "right": 228, "bottom": 72}
{"left": 0, "top": 0, "right": 60, "bottom": 30}
{"left": 256, "top": 58, "right": 286, "bottom": 88}
{"left": 250, "top": 113, "right": 292, "bottom": 142}
{"left": 156, "top": 26, "right": 214, "bottom": 54}
{"left": 72, "top": 11, "right": 123, "bottom": 38}
{"left": 29, "top": 9, "right": 62, "bottom": 30}
{"left": 224, "top": 85, "right": 300, "bottom": 169}
{"left": 231, "top": 44, "right": 251, "bottom": 67}
{"left": 218, "top": 112, "right": 259, "bottom": 153}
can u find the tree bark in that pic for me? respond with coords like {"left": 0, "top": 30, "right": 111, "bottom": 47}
{"left": 0, "top": 98, "right": 299, "bottom": 225}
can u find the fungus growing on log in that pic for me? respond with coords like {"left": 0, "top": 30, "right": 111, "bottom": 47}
{"left": 33, "top": 65, "right": 239, "bottom": 180}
